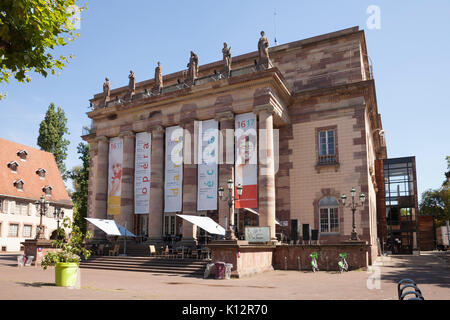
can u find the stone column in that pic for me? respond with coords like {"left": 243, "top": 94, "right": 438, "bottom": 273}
{"left": 215, "top": 111, "right": 235, "bottom": 233}
{"left": 254, "top": 105, "right": 276, "bottom": 241}
{"left": 119, "top": 131, "right": 135, "bottom": 234}
{"left": 93, "top": 135, "right": 109, "bottom": 239}
{"left": 181, "top": 120, "right": 197, "bottom": 246}
{"left": 148, "top": 125, "right": 165, "bottom": 243}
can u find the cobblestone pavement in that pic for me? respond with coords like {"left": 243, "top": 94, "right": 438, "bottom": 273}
{"left": 0, "top": 251, "right": 449, "bottom": 300}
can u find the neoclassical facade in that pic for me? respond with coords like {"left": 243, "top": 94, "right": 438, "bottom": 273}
{"left": 83, "top": 26, "right": 386, "bottom": 262}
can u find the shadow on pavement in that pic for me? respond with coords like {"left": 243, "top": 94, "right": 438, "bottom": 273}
{"left": 16, "top": 282, "right": 56, "bottom": 288}
{"left": 381, "top": 254, "right": 450, "bottom": 289}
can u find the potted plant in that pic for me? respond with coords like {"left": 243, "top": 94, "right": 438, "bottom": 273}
{"left": 41, "top": 217, "right": 92, "bottom": 287}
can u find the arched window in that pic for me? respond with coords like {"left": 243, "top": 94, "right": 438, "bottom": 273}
{"left": 319, "top": 196, "right": 339, "bottom": 233}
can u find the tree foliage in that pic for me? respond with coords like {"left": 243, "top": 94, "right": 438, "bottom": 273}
{"left": 41, "top": 216, "right": 92, "bottom": 270}
{"left": 68, "top": 142, "right": 89, "bottom": 233}
{"left": 419, "top": 156, "right": 450, "bottom": 226}
{"left": 37, "top": 102, "right": 70, "bottom": 178}
{"left": 0, "top": 0, "right": 85, "bottom": 86}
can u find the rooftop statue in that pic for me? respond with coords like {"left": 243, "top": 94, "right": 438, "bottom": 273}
{"left": 128, "top": 70, "right": 135, "bottom": 97}
{"left": 102, "top": 77, "right": 110, "bottom": 107}
{"left": 258, "top": 31, "right": 270, "bottom": 67}
{"left": 154, "top": 61, "right": 163, "bottom": 92}
{"left": 187, "top": 51, "right": 199, "bottom": 83}
{"left": 222, "top": 42, "right": 232, "bottom": 77}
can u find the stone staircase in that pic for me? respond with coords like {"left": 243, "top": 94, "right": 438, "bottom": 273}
{"left": 80, "top": 255, "right": 210, "bottom": 277}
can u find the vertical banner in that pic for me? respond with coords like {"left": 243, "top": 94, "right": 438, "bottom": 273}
{"left": 107, "top": 137, "right": 123, "bottom": 215}
{"left": 164, "top": 126, "right": 183, "bottom": 212}
{"left": 135, "top": 132, "right": 151, "bottom": 214}
{"left": 235, "top": 112, "right": 258, "bottom": 208}
{"left": 197, "top": 119, "right": 218, "bottom": 211}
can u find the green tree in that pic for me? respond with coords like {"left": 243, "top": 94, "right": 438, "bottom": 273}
{"left": 68, "top": 142, "right": 89, "bottom": 232}
{"left": 0, "top": 0, "right": 86, "bottom": 93}
{"left": 37, "top": 103, "right": 70, "bottom": 178}
{"left": 419, "top": 156, "right": 450, "bottom": 226}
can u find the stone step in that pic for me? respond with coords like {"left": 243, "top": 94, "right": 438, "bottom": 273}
{"left": 80, "top": 264, "right": 204, "bottom": 276}
{"left": 80, "top": 255, "right": 209, "bottom": 276}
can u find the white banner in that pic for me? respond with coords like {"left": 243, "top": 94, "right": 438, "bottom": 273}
{"left": 134, "top": 132, "right": 151, "bottom": 214}
{"left": 235, "top": 112, "right": 258, "bottom": 209}
{"left": 197, "top": 119, "right": 218, "bottom": 211}
{"left": 164, "top": 126, "right": 183, "bottom": 212}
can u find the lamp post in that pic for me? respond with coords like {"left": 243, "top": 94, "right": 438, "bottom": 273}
{"left": 53, "top": 207, "right": 65, "bottom": 239}
{"left": 34, "top": 195, "right": 50, "bottom": 240}
{"left": 340, "top": 187, "right": 366, "bottom": 241}
{"left": 218, "top": 178, "right": 243, "bottom": 240}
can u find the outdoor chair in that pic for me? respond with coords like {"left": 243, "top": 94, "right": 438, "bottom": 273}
{"left": 96, "top": 244, "right": 105, "bottom": 256}
{"left": 109, "top": 244, "right": 120, "bottom": 256}
{"left": 190, "top": 248, "right": 199, "bottom": 259}
{"left": 24, "top": 256, "right": 34, "bottom": 266}
{"left": 176, "top": 247, "right": 185, "bottom": 259}
{"left": 17, "top": 255, "right": 24, "bottom": 267}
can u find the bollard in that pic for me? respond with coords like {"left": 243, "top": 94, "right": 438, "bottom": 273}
{"left": 284, "top": 256, "right": 288, "bottom": 270}
{"left": 298, "top": 256, "right": 301, "bottom": 271}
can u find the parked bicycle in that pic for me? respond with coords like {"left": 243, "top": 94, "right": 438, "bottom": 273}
{"left": 338, "top": 252, "right": 348, "bottom": 273}
{"left": 310, "top": 252, "right": 319, "bottom": 272}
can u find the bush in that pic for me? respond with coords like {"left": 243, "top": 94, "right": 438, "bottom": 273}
{"left": 41, "top": 217, "right": 92, "bottom": 270}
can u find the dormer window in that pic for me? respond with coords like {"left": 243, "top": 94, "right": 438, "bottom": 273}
{"left": 17, "top": 150, "right": 28, "bottom": 161}
{"left": 36, "top": 168, "right": 47, "bottom": 179}
{"left": 13, "top": 179, "right": 24, "bottom": 191}
{"left": 7, "top": 161, "right": 19, "bottom": 172}
{"left": 42, "top": 185, "right": 53, "bottom": 196}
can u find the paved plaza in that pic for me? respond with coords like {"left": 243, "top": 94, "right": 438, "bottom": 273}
{"left": 0, "top": 252, "right": 449, "bottom": 300}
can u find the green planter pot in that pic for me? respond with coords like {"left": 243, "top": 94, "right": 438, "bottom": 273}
{"left": 55, "top": 262, "right": 79, "bottom": 287}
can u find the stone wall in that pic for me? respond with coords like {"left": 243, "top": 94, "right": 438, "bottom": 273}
{"left": 273, "top": 244, "right": 370, "bottom": 271}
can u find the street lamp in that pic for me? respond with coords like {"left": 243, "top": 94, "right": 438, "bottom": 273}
{"left": 34, "top": 195, "right": 50, "bottom": 240}
{"left": 218, "top": 178, "right": 243, "bottom": 240}
{"left": 53, "top": 207, "right": 65, "bottom": 239}
{"left": 340, "top": 187, "right": 366, "bottom": 241}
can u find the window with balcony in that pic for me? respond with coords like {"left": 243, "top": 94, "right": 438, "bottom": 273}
{"left": 318, "top": 129, "right": 337, "bottom": 165}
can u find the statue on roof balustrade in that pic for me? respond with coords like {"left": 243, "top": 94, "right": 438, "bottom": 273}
{"left": 187, "top": 51, "right": 199, "bottom": 83}
{"left": 222, "top": 42, "right": 232, "bottom": 77}
{"left": 257, "top": 31, "right": 270, "bottom": 68}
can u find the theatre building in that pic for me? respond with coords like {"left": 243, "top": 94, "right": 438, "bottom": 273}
{"left": 83, "top": 26, "right": 388, "bottom": 266}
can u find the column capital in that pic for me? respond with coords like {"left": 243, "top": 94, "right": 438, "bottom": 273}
{"left": 119, "top": 130, "right": 135, "bottom": 138}
{"left": 148, "top": 125, "right": 165, "bottom": 134}
{"left": 179, "top": 119, "right": 196, "bottom": 129}
{"left": 94, "top": 135, "right": 109, "bottom": 143}
{"left": 214, "top": 111, "right": 234, "bottom": 122}
{"left": 253, "top": 104, "right": 275, "bottom": 115}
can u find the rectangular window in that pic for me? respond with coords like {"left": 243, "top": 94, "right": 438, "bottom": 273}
{"left": 14, "top": 202, "right": 28, "bottom": 215}
{"left": 23, "top": 225, "right": 32, "bottom": 238}
{"left": 319, "top": 208, "right": 339, "bottom": 233}
{"left": 164, "top": 215, "right": 176, "bottom": 235}
{"left": 0, "top": 199, "right": 3, "bottom": 213}
{"left": 8, "top": 224, "right": 19, "bottom": 237}
{"left": 318, "top": 129, "right": 336, "bottom": 164}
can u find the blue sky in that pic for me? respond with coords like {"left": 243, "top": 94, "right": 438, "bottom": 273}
{"left": 1, "top": 0, "right": 449, "bottom": 198}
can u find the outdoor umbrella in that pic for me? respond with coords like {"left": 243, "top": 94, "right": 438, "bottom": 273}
{"left": 176, "top": 214, "right": 226, "bottom": 236}
{"left": 85, "top": 218, "right": 136, "bottom": 255}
